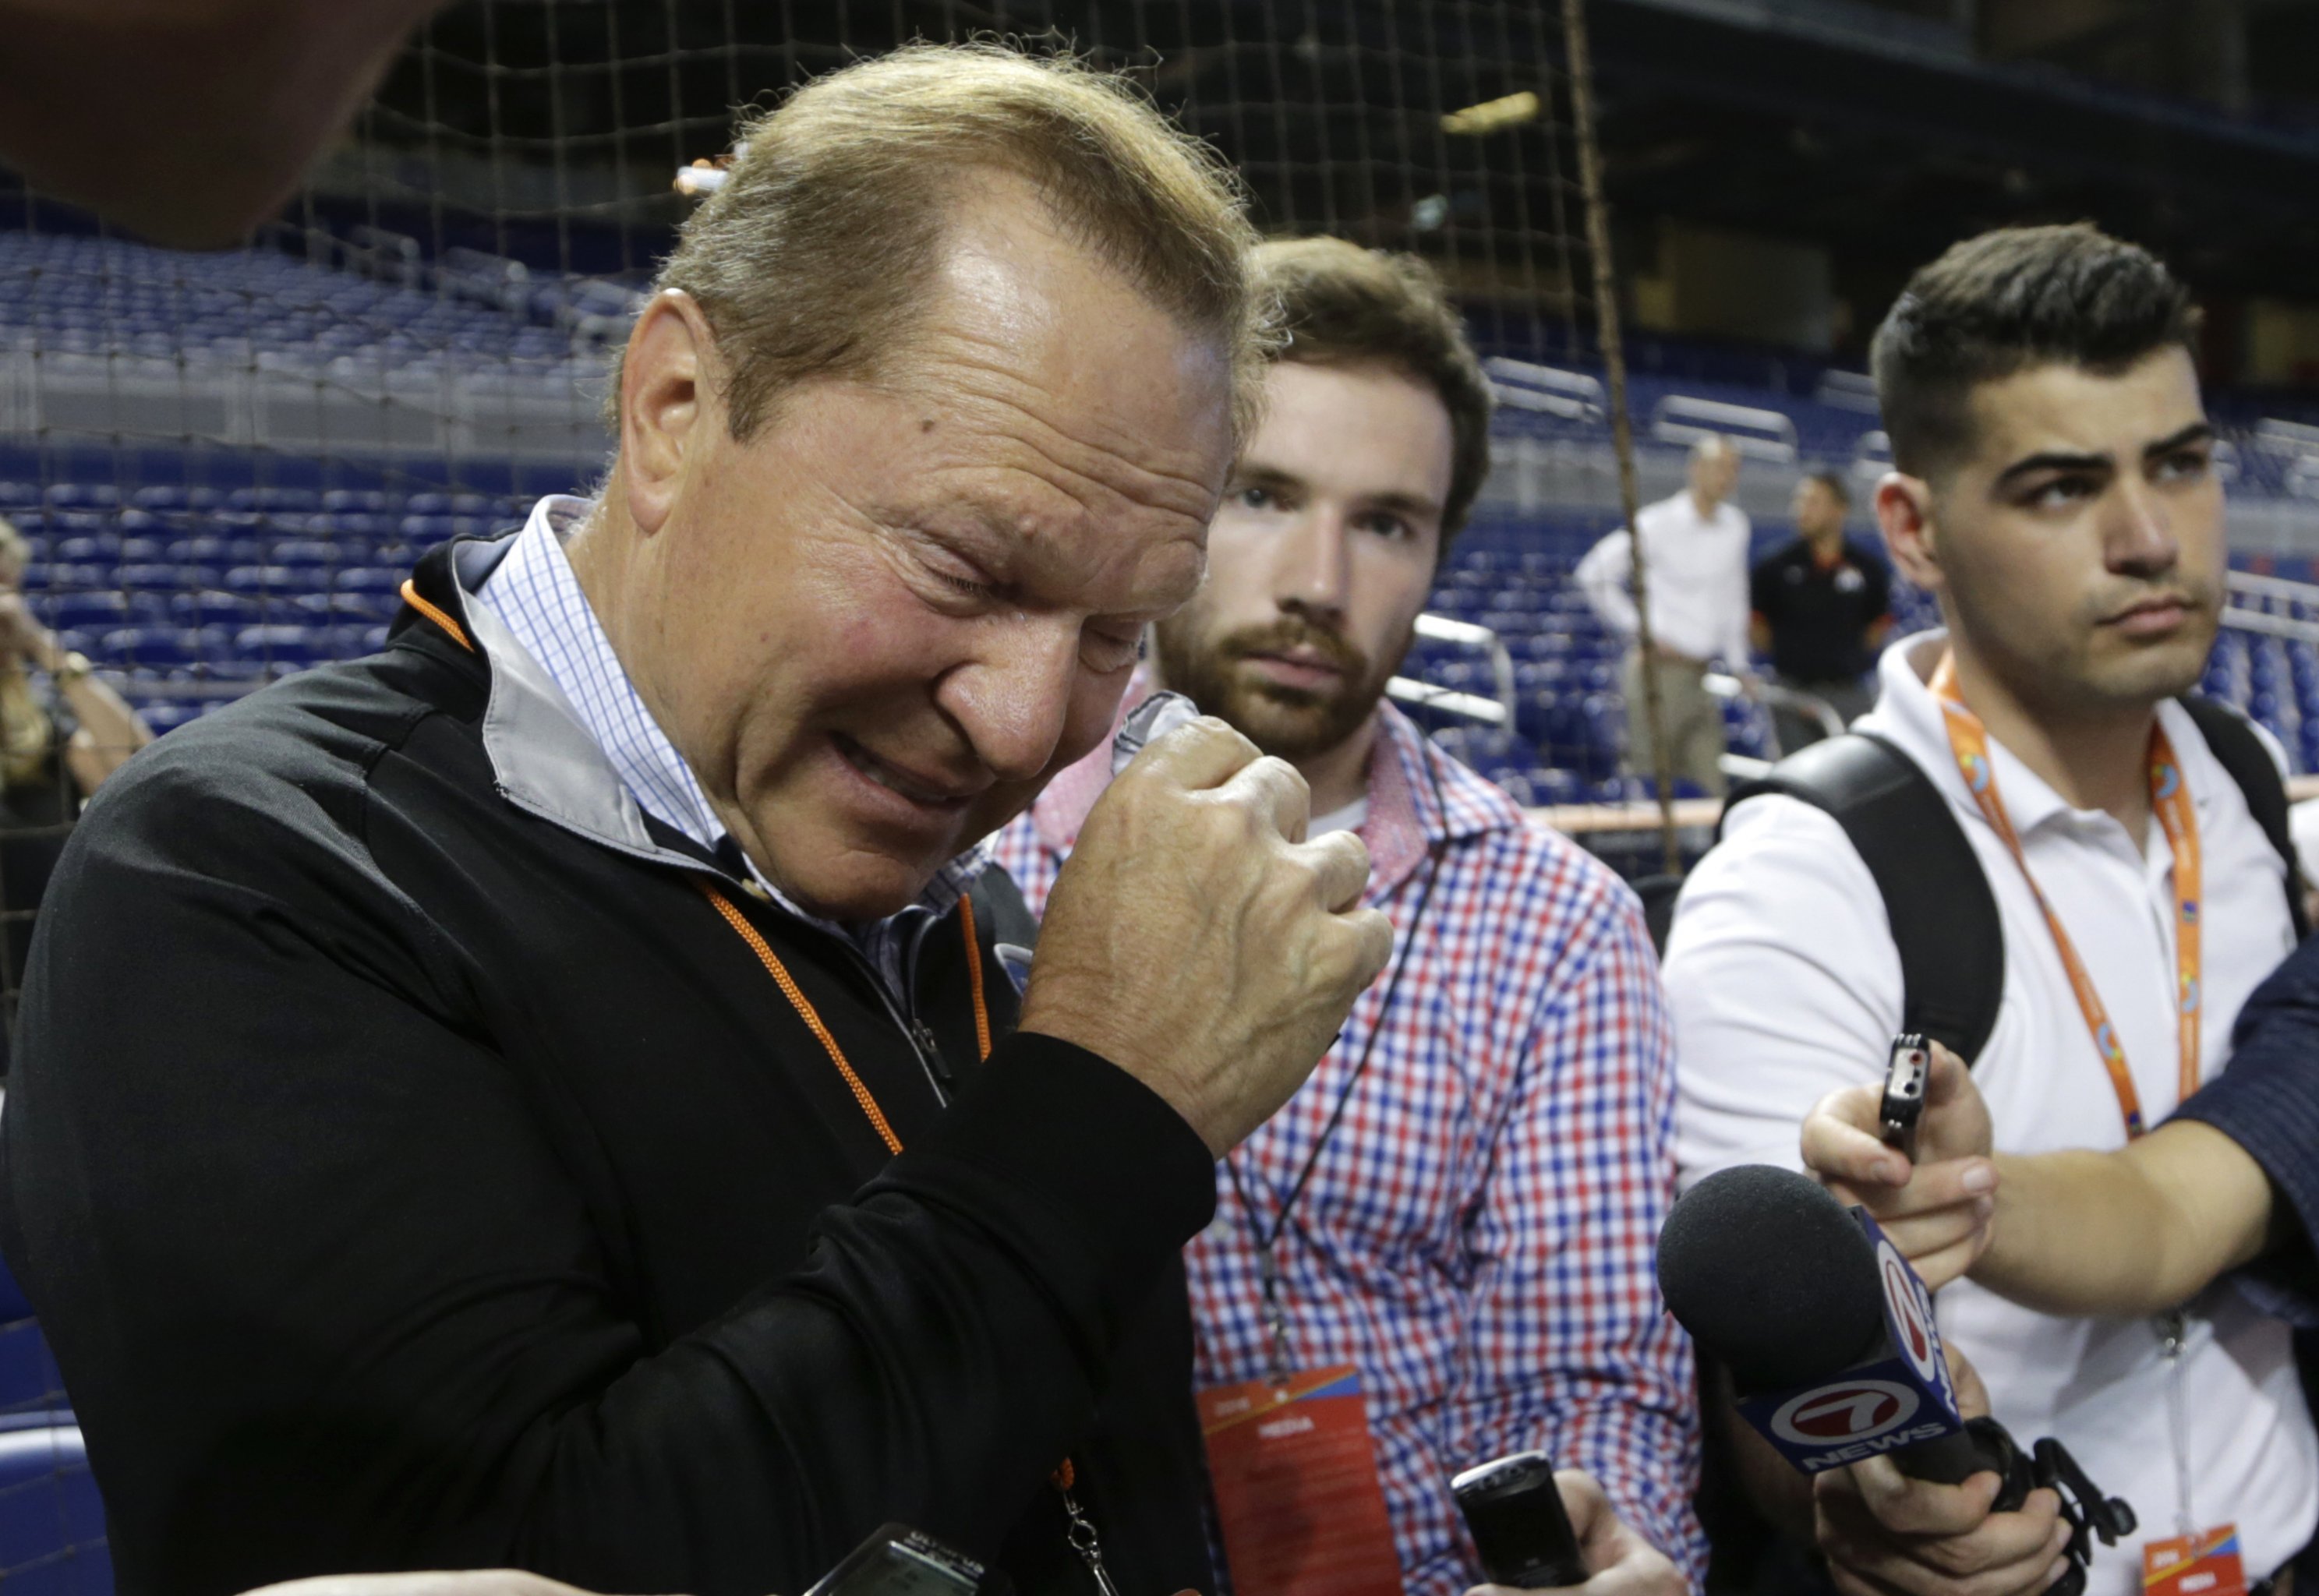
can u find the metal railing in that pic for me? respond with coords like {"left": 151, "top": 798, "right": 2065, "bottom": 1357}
{"left": 1648, "top": 394, "right": 1799, "bottom": 464}
{"left": 1815, "top": 369, "right": 1882, "bottom": 415}
{"left": 1483, "top": 358, "right": 1607, "bottom": 426}
{"left": 1388, "top": 613, "right": 1518, "bottom": 727}
{"left": 2225, "top": 569, "right": 2319, "bottom": 643}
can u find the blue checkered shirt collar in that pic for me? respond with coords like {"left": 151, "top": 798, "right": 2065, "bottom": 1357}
{"left": 471, "top": 496, "right": 988, "bottom": 990}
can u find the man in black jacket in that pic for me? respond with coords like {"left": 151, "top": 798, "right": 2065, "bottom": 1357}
{"left": 0, "top": 44, "right": 1393, "bottom": 1596}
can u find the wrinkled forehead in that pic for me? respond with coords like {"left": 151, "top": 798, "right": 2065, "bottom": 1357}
{"left": 895, "top": 208, "right": 1239, "bottom": 521}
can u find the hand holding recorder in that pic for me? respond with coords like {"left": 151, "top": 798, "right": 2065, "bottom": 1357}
{"left": 1022, "top": 707, "right": 1395, "bottom": 1157}
{"left": 1802, "top": 1037, "right": 1999, "bottom": 1291}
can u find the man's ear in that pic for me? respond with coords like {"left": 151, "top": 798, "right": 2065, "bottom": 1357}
{"left": 1875, "top": 471, "right": 1943, "bottom": 595}
{"left": 617, "top": 290, "right": 721, "bottom": 537}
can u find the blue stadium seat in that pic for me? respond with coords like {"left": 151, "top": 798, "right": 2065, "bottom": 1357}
{"left": 43, "top": 595, "right": 133, "bottom": 634}
{"left": 168, "top": 591, "right": 263, "bottom": 628}
{"left": 97, "top": 627, "right": 232, "bottom": 671}
{"left": 264, "top": 539, "right": 349, "bottom": 569}
{"left": 49, "top": 538, "right": 120, "bottom": 567}
{"left": 224, "top": 566, "right": 320, "bottom": 598}
{"left": 232, "top": 625, "right": 325, "bottom": 667}
{"left": 135, "top": 703, "right": 207, "bottom": 735}
{"left": 162, "top": 537, "right": 252, "bottom": 567}
{"left": 0, "top": 1322, "right": 63, "bottom": 1423}
{"left": 0, "top": 1251, "right": 64, "bottom": 1431}
{"left": 0, "top": 1254, "right": 29, "bottom": 1326}
{"left": 39, "top": 486, "right": 116, "bottom": 511}
{"left": 0, "top": 1426, "right": 111, "bottom": 1596}
{"left": 224, "top": 487, "right": 320, "bottom": 514}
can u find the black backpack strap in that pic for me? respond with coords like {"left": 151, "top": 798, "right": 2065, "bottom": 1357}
{"left": 2179, "top": 694, "right": 2310, "bottom": 943}
{"left": 1719, "top": 733, "right": 2006, "bottom": 1064}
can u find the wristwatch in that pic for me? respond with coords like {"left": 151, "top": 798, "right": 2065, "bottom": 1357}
{"left": 52, "top": 650, "right": 92, "bottom": 684}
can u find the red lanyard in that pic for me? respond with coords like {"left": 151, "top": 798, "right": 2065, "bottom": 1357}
{"left": 1930, "top": 654, "right": 2202, "bottom": 1138}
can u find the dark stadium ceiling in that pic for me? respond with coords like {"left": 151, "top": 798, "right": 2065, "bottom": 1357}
{"left": 323, "top": 0, "right": 2319, "bottom": 358}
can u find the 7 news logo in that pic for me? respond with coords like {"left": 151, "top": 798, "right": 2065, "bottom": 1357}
{"left": 1773, "top": 1380, "right": 1921, "bottom": 1445}
{"left": 1734, "top": 1212, "right": 1968, "bottom": 1474}
{"left": 1769, "top": 1379, "right": 1953, "bottom": 1471}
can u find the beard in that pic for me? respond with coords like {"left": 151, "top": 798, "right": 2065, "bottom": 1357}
{"left": 1154, "top": 612, "right": 1397, "bottom": 762}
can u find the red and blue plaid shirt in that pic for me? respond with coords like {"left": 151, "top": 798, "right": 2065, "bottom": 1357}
{"left": 994, "top": 695, "right": 1705, "bottom": 1595}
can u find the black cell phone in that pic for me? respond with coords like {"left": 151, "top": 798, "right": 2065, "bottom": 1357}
{"left": 802, "top": 1523, "right": 985, "bottom": 1596}
{"left": 1451, "top": 1450, "right": 1589, "bottom": 1590}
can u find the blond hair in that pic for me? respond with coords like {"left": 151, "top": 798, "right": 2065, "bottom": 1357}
{"left": 0, "top": 518, "right": 52, "bottom": 789}
{"left": 616, "top": 41, "right": 1271, "bottom": 443}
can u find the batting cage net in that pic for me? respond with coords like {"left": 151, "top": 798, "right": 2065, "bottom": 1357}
{"left": 0, "top": 10, "right": 1617, "bottom": 1587}
{"left": 1, "top": 0, "right": 1730, "bottom": 990}
{"left": 10, "top": 3, "right": 2319, "bottom": 1589}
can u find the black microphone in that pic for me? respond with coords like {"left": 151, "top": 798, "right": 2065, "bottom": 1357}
{"left": 1656, "top": 1166, "right": 2133, "bottom": 1591}
{"left": 1657, "top": 1162, "right": 2003, "bottom": 1484}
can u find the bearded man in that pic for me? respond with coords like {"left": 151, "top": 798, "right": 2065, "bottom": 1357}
{"left": 996, "top": 238, "right": 1703, "bottom": 1596}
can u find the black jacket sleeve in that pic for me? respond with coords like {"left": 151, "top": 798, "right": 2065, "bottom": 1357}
{"left": 0, "top": 743, "right": 1215, "bottom": 1596}
{"left": 2172, "top": 936, "right": 2319, "bottom": 1326}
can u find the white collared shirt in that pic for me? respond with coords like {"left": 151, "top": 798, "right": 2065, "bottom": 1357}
{"left": 470, "top": 496, "right": 988, "bottom": 1002}
{"left": 1575, "top": 489, "right": 1752, "bottom": 664}
{"left": 1667, "top": 630, "right": 2317, "bottom": 1592}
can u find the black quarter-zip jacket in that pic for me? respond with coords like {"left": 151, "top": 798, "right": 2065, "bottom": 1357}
{"left": 0, "top": 538, "right": 1218, "bottom": 1596}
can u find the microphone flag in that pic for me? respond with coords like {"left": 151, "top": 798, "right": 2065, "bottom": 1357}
{"left": 1731, "top": 1209, "right": 1967, "bottom": 1473}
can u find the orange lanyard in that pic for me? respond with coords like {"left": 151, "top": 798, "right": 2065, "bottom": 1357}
{"left": 700, "top": 881, "right": 1106, "bottom": 1547}
{"left": 403, "top": 576, "right": 997, "bottom": 1151}
{"left": 695, "top": 880, "right": 995, "bottom": 1153}
{"left": 1930, "top": 654, "right": 2201, "bottom": 1137}
{"left": 406, "top": 584, "right": 1112, "bottom": 1543}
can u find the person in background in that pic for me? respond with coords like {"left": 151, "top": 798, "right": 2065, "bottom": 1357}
{"left": 0, "top": 515, "right": 151, "bottom": 1050}
{"left": 1747, "top": 471, "right": 1891, "bottom": 751}
{"left": 1665, "top": 223, "right": 2314, "bottom": 1596}
{"left": 996, "top": 237, "right": 1702, "bottom": 1596}
{"left": 1577, "top": 435, "right": 1751, "bottom": 795}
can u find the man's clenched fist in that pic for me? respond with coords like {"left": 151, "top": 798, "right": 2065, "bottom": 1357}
{"left": 1021, "top": 715, "right": 1395, "bottom": 1156}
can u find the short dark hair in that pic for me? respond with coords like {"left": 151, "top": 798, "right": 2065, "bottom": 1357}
{"left": 1870, "top": 224, "right": 2200, "bottom": 478}
{"left": 1250, "top": 237, "right": 1493, "bottom": 544}
{"left": 1804, "top": 468, "right": 1850, "bottom": 507}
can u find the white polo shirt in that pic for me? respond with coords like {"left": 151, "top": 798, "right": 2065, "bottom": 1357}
{"left": 1667, "top": 630, "right": 2317, "bottom": 1593}
{"left": 1575, "top": 490, "right": 1752, "bottom": 665}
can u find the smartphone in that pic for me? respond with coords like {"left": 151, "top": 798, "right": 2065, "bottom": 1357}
{"left": 802, "top": 1524, "right": 985, "bottom": 1596}
{"left": 1451, "top": 1450, "right": 1588, "bottom": 1590}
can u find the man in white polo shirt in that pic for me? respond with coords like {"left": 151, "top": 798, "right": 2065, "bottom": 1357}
{"left": 1667, "top": 222, "right": 2315, "bottom": 1596}
{"left": 1578, "top": 435, "right": 1751, "bottom": 794}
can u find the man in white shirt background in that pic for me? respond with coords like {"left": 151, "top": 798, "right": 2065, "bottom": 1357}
{"left": 1665, "top": 222, "right": 2316, "bottom": 1596}
{"left": 1578, "top": 435, "right": 1752, "bottom": 794}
